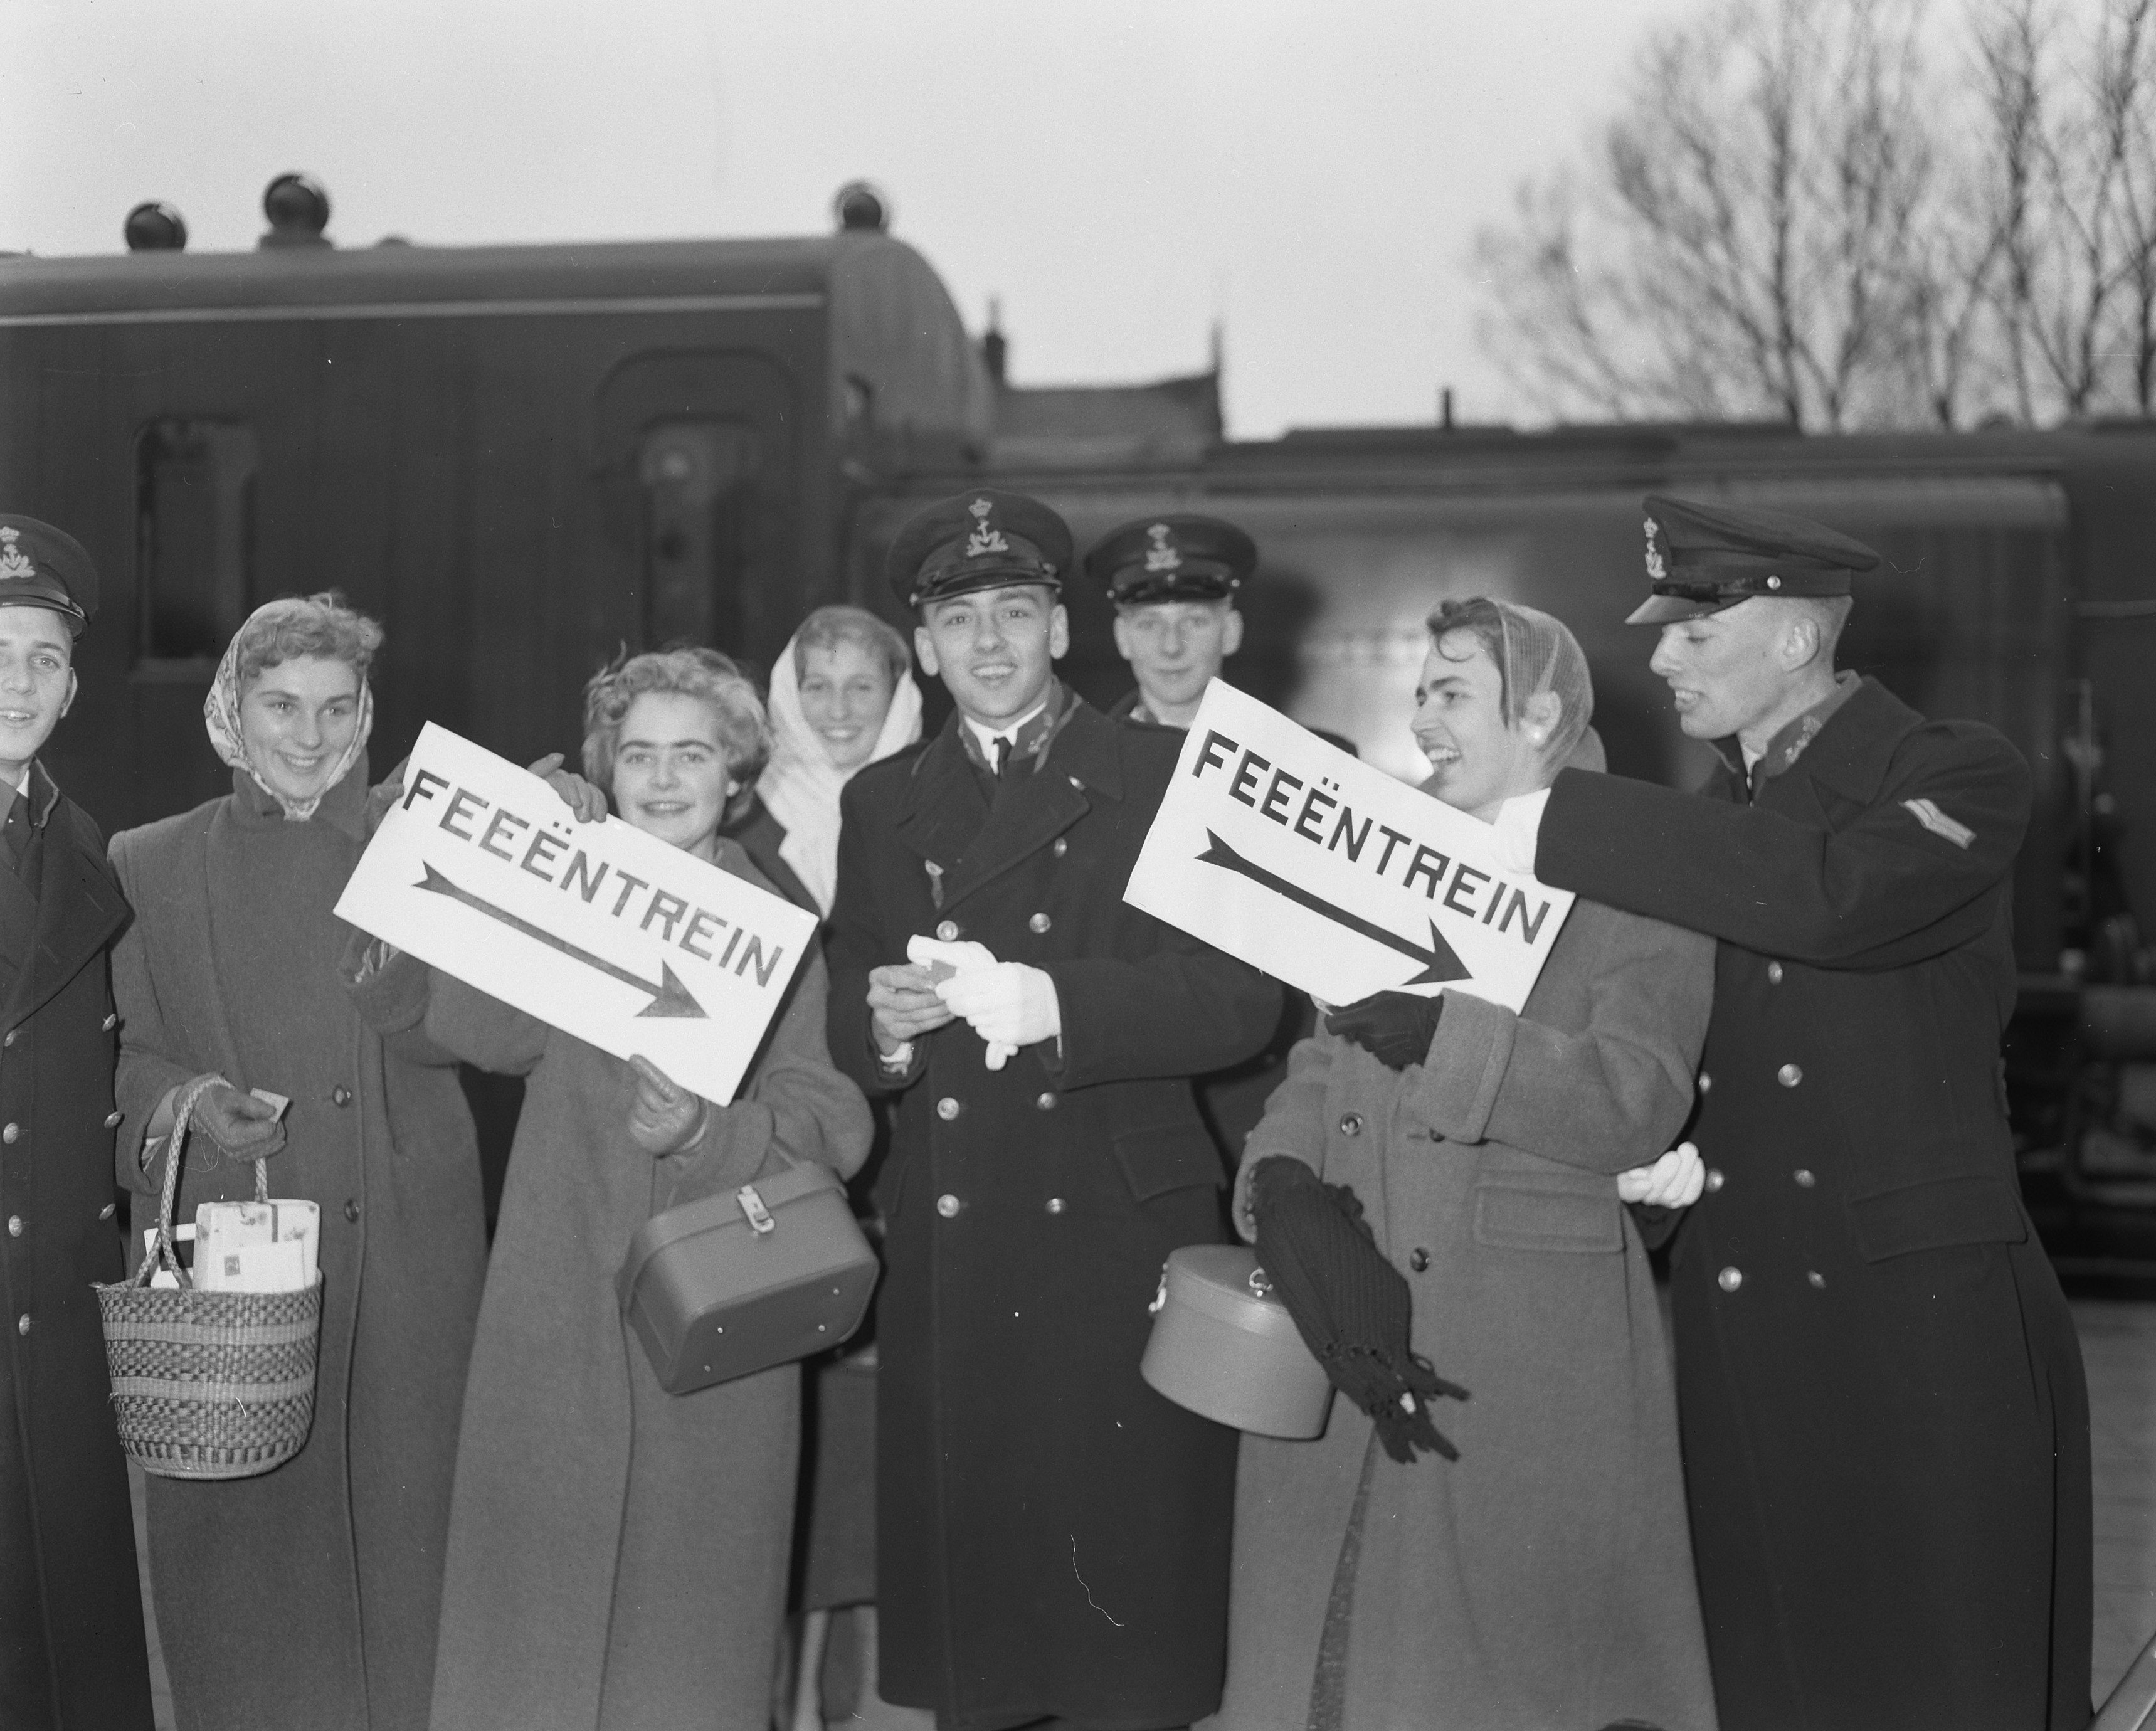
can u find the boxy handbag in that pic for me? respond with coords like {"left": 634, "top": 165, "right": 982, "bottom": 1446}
{"left": 617, "top": 1156, "right": 879, "bottom": 1395}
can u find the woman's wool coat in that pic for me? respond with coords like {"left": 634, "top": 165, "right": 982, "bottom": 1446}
{"left": 108, "top": 766, "right": 489, "bottom": 1731}
{"left": 1207, "top": 896, "right": 1720, "bottom": 1731}
{"left": 352, "top": 835, "right": 872, "bottom": 1731}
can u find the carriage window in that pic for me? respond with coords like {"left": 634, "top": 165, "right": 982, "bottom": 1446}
{"left": 134, "top": 419, "right": 258, "bottom": 665}
{"left": 638, "top": 420, "right": 758, "bottom": 652}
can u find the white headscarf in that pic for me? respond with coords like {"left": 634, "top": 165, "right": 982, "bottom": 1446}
{"left": 203, "top": 598, "right": 375, "bottom": 821}
{"left": 756, "top": 626, "right": 922, "bottom": 914}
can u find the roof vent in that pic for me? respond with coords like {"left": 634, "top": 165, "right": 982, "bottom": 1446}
{"left": 260, "top": 173, "right": 332, "bottom": 249}
{"left": 124, "top": 202, "right": 188, "bottom": 252}
{"left": 833, "top": 181, "right": 890, "bottom": 234}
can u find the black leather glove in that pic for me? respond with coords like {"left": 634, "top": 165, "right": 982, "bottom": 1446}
{"left": 1325, "top": 991, "right": 1444, "bottom": 1071}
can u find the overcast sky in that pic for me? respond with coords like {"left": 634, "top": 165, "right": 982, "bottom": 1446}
{"left": 0, "top": 0, "right": 1936, "bottom": 438}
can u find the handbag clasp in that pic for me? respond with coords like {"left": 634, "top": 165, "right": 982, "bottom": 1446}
{"left": 737, "top": 1185, "right": 777, "bottom": 1236}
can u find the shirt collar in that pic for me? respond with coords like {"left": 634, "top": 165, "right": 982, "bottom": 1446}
{"left": 958, "top": 682, "right": 1068, "bottom": 777}
{"left": 1716, "top": 670, "right": 1861, "bottom": 794}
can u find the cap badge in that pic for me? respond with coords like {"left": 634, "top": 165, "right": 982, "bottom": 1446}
{"left": 964, "top": 497, "right": 1010, "bottom": 558}
{"left": 1142, "top": 524, "right": 1183, "bottom": 573}
{"left": 1642, "top": 517, "right": 1667, "bottom": 583}
{"left": 0, "top": 527, "right": 33, "bottom": 585}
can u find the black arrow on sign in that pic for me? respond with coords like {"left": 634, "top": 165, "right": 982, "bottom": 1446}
{"left": 416, "top": 864, "right": 707, "bottom": 1018}
{"left": 1195, "top": 830, "right": 1471, "bottom": 987}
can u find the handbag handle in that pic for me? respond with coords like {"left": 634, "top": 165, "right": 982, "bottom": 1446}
{"left": 134, "top": 1074, "right": 269, "bottom": 1289}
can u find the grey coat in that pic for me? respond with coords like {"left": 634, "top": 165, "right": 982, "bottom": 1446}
{"left": 1207, "top": 896, "right": 1718, "bottom": 1731}
{"left": 110, "top": 767, "right": 488, "bottom": 1731}
{"left": 352, "top": 835, "right": 873, "bottom": 1731}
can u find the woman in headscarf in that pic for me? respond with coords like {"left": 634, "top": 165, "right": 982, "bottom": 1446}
{"left": 1205, "top": 598, "right": 1718, "bottom": 1731}
{"left": 349, "top": 646, "right": 872, "bottom": 1731}
{"left": 745, "top": 605, "right": 922, "bottom": 918}
{"left": 109, "top": 593, "right": 579, "bottom": 1731}
{"left": 741, "top": 607, "right": 926, "bottom": 1727}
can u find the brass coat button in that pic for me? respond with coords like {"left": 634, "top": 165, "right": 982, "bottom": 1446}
{"left": 1052, "top": 838, "right": 1068, "bottom": 858}
{"left": 1794, "top": 1168, "right": 1815, "bottom": 1187}
{"left": 1698, "top": 1071, "right": 1712, "bottom": 1093}
{"left": 102, "top": 1013, "right": 118, "bottom": 1032}
{"left": 15, "top": 1313, "right": 29, "bottom": 1335}
{"left": 936, "top": 1193, "right": 962, "bottom": 1219}
{"left": 343, "top": 1200, "right": 361, "bottom": 1224}
{"left": 1767, "top": 961, "right": 1785, "bottom": 984}
{"left": 1035, "top": 1093, "right": 1056, "bottom": 1111}
{"left": 936, "top": 1097, "right": 961, "bottom": 1121}
{"left": 1028, "top": 913, "right": 1051, "bottom": 934}
{"left": 1808, "top": 1271, "right": 1827, "bottom": 1288}
{"left": 2, "top": 1123, "right": 19, "bottom": 1145}
{"left": 5, "top": 1217, "right": 19, "bottom": 1238}
{"left": 0, "top": 1030, "right": 13, "bottom": 1047}
{"left": 1408, "top": 1247, "right": 1430, "bottom": 1273}
{"left": 1045, "top": 1197, "right": 1067, "bottom": 1215}
{"left": 331, "top": 1086, "right": 353, "bottom": 1107}
{"left": 1705, "top": 1169, "right": 1725, "bottom": 1193}
{"left": 935, "top": 920, "right": 959, "bottom": 942}
{"left": 1339, "top": 1113, "right": 1363, "bottom": 1136}
{"left": 1717, "top": 1266, "right": 1743, "bottom": 1292}
{"left": 98, "top": 1203, "right": 115, "bottom": 1220}
{"left": 1777, "top": 1063, "right": 1803, "bottom": 1088}
{"left": 103, "top": 1110, "right": 123, "bottom": 1129}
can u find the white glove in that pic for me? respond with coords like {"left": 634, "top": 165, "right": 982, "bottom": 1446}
{"left": 1491, "top": 786, "right": 1549, "bottom": 877}
{"left": 936, "top": 963, "right": 1061, "bottom": 1071}
{"left": 1615, "top": 1140, "right": 1706, "bottom": 1209}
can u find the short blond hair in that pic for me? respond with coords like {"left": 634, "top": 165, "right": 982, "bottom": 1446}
{"left": 581, "top": 647, "right": 771, "bottom": 794}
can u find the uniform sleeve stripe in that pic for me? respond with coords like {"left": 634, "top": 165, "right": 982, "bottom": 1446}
{"left": 1903, "top": 797, "right": 1975, "bottom": 849}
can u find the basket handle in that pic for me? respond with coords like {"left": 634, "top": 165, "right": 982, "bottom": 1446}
{"left": 135, "top": 1074, "right": 265, "bottom": 1288}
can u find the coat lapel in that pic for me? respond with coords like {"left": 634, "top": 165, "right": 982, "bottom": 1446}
{"left": 936, "top": 704, "right": 1124, "bottom": 912}
{"left": 3, "top": 804, "right": 128, "bottom": 1029}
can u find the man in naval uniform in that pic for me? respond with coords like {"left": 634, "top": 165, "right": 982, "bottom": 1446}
{"left": 1092, "top": 514, "right": 1254, "bottom": 731}
{"left": 1498, "top": 494, "right": 2091, "bottom": 1731}
{"left": 825, "top": 490, "right": 1281, "bottom": 1731}
{"left": 0, "top": 516, "right": 155, "bottom": 1730}
{"left": 1086, "top": 514, "right": 1326, "bottom": 1171}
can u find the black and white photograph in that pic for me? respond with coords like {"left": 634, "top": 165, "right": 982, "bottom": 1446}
{"left": 5, "top": 1, "right": 2156, "bottom": 1726}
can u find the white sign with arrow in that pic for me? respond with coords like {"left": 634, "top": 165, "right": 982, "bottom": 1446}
{"left": 334, "top": 723, "right": 816, "bottom": 1106}
{"left": 1123, "top": 682, "right": 1575, "bottom": 1012}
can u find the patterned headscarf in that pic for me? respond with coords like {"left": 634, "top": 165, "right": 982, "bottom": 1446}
{"left": 203, "top": 598, "right": 375, "bottom": 821}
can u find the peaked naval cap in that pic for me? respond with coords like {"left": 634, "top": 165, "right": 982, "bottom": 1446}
{"left": 1629, "top": 494, "right": 1883, "bottom": 625}
{"left": 887, "top": 490, "right": 1073, "bottom": 610}
{"left": 1084, "top": 513, "right": 1258, "bottom": 606}
{"left": 0, "top": 514, "right": 98, "bottom": 633}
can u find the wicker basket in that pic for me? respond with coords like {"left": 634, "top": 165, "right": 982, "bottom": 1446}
{"left": 93, "top": 1076, "right": 322, "bottom": 1481}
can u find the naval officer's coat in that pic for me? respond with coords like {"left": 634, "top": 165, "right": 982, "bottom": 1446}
{"left": 826, "top": 695, "right": 1281, "bottom": 1731}
{"left": 1535, "top": 675, "right": 2091, "bottom": 1731}
{"left": 0, "top": 773, "right": 154, "bottom": 1731}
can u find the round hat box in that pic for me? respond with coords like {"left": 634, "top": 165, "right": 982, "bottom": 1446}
{"left": 1140, "top": 1245, "right": 1333, "bottom": 1439}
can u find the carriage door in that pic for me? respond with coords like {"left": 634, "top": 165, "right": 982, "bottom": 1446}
{"left": 594, "top": 352, "right": 796, "bottom": 664}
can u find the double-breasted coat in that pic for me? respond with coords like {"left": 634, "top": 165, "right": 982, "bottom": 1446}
{"left": 826, "top": 697, "right": 1282, "bottom": 1730}
{"left": 351, "top": 836, "right": 873, "bottom": 1731}
{"left": 0, "top": 775, "right": 154, "bottom": 1731}
{"left": 110, "top": 766, "right": 489, "bottom": 1731}
{"left": 1207, "top": 894, "right": 1718, "bottom": 1731}
{"left": 1535, "top": 677, "right": 2092, "bottom": 1731}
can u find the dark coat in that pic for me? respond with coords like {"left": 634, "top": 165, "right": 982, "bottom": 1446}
{"left": 826, "top": 698, "right": 1282, "bottom": 1730}
{"left": 1536, "top": 676, "right": 2092, "bottom": 1731}
{"left": 1209, "top": 897, "right": 1717, "bottom": 1731}
{"left": 0, "top": 785, "right": 154, "bottom": 1731}
{"left": 110, "top": 768, "right": 489, "bottom": 1731}
{"left": 348, "top": 842, "right": 871, "bottom": 1731}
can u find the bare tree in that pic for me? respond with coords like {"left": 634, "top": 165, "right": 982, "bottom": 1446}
{"left": 1477, "top": 0, "right": 2156, "bottom": 429}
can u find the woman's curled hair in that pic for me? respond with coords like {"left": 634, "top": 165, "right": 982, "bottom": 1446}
{"left": 580, "top": 645, "right": 773, "bottom": 797}
{"left": 232, "top": 592, "right": 384, "bottom": 687}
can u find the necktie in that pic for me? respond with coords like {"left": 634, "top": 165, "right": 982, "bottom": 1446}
{"left": 993, "top": 736, "right": 1012, "bottom": 778}
{"left": 0, "top": 789, "right": 26, "bottom": 875}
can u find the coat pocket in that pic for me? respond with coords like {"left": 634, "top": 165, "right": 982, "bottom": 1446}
{"left": 1471, "top": 1173, "right": 1624, "bottom": 1254}
{"left": 1846, "top": 1173, "right": 2027, "bottom": 1262}
{"left": 1113, "top": 1123, "right": 1225, "bottom": 1202}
